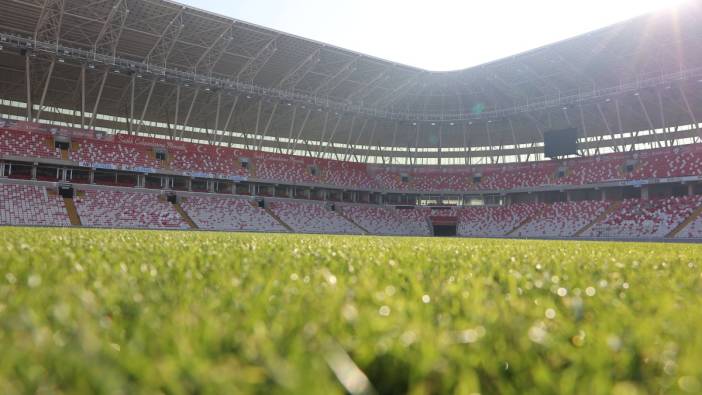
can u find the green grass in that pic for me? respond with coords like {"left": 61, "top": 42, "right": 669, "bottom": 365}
{"left": 1, "top": 228, "right": 702, "bottom": 394}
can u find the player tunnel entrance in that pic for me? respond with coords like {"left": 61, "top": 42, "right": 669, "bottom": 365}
{"left": 430, "top": 215, "right": 457, "bottom": 237}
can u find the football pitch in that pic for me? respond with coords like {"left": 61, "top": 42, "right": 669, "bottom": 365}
{"left": 1, "top": 228, "right": 701, "bottom": 394}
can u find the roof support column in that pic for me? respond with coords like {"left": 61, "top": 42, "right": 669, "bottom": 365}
{"left": 88, "top": 70, "right": 109, "bottom": 129}
{"left": 25, "top": 55, "right": 32, "bottom": 121}
{"left": 223, "top": 95, "right": 240, "bottom": 147}
{"left": 289, "top": 109, "right": 312, "bottom": 155}
{"left": 678, "top": 86, "right": 701, "bottom": 143}
{"left": 508, "top": 119, "right": 520, "bottom": 163}
{"left": 128, "top": 73, "right": 135, "bottom": 135}
{"left": 34, "top": 58, "right": 55, "bottom": 123}
{"left": 389, "top": 121, "right": 398, "bottom": 165}
{"left": 636, "top": 94, "right": 658, "bottom": 149}
{"left": 438, "top": 124, "right": 443, "bottom": 166}
{"left": 344, "top": 118, "right": 368, "bottom": 162}
{"left": 595, "top": 103, "right": 614, "bottom": 155}
{"left": 578, "top": 105, "right": 590, "bottom": 156}
{"left": 615, "top": 99, "right": 625, "bottom": 152}
{"left": 80, "top": 63, "right": 86, "bottom": 130}
{"left": 656, "top": 90, "right": 672, "bottom": 147}
{"left": 313, "top": 111, "right": 329, "bottom": 158}
{"left": 257, "top": 101, "right": 278, "bottom": 151}
{"left": 413, "top": 123, "right": 420, "bottom": 167}
{"left": 135, "top": 80, "right": 156, "bottom": 135}
{"left": 213, "top": 91, "right": 222, "bottom": 145}
{"left": 180, "top": 88, "right": 200, "bottom": 140}
{"left": 321, "top": 115, "right": 343, "bottom": 159}
{"left": 172, "top": 85, "right": 181, "bottom": 140}
{"left": 285, "top": 105, "right": 298, "bottom": 153}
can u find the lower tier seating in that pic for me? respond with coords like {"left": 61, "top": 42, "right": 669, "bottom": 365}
{"left": 74, "top": 190, "right": 188, "bottom": 229}
{"left": 676, "top": 214, "right": 702, "bottom": 239}
{"left": 514, "top": 200, "right": 610, "bottom": 237}
{"left": 180, "top": 196, "right": 287, "bottom": 232}
{"left": 584, "top": 195, "right": 702, "bottom": 238}
{"left": 268, "top": 200, "right": 363, "bottom": 234}
{"left": 0, "top": 184, "right": 70, "bottom": 226}
{"left": 343, "top": 206, "right": 432, "bottom": 236}
{"left": 457, "top": 203, "right": 545, "bottom": 237}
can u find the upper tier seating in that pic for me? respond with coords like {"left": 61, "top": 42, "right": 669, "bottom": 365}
{"left": 457, "top": 203, "right": 545, "bottom": 237}
{"left": 7, "top": 126, "right": 702, "bottom": 193}
{"left": 556, "top": 157, "right": 624, "bottom": 185}
{"left": 254, "top": 159, "right": 319, "bottom": 184}
{"left": 324, "top": 161, "right": 377, "bottom": 190}
{"left": 0, "top": 184, "right": 70, "bottom": 226}
{"left": 70, "top": 138, "right": 160, "bottom": 169}
{"left": 514, "top": 200, "right": 609, "bottom": 237}
{"left": 0, "top": 129, "right": 60, "bottom": 159}
{"left": 584, "top": 195, "right": 702, "bottom": 238}
{"left": 343, "top": 206, "right": 432, "bottom": 236}
{"left": 630, "top": 149, "right": 702, "bottom": 179}
{"left": 74, "top": 190, "right": 188, "bottom": 229}
{"left": 411, "top": 172, "right": 473, "bottom": 192}
{"left": 180, "top": 196, "right": 286, "bottom": 232}
{"left": 268, "top": 200, "right": 362, "bottom": 234}
{"left": 371, "top": 170, "right": 407, "bottom": 191}
{"left": 479, "top": 165, "right": 555, "bottom": 190}
{"left": 169, "top": 146, "right": 245, "bottom": 176}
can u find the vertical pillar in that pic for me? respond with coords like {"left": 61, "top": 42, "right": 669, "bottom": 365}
{"left": 80, "top": 64, "right": 86, "bottom": 130}
{"left": 31, "top": 164, "right": 37, "bottom": 180}
{"left": 25, "top": 55, "right": 32, "bottom": 121}
{"left": 641, "top": 186, "right": 649, "bottom": 201}
{"left": 688, "top": 183, "right": 694, "bottom": 197}
{"left": 129, "top": 73, "right": 135, "bottom": 135}
{"left": 89, "top": 169, "right": 94, "bottom": 184}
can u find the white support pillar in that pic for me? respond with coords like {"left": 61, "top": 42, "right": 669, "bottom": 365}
{"left": 25, "top": 55, "right": 32, "bottom": 121}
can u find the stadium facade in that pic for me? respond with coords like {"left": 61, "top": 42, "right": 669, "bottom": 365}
{"left": 1, "top": 0, "right": 702, "bottom": 239}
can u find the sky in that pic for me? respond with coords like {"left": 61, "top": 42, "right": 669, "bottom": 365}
{"left": 177, "top": 0, "right": 688, "bottom": 71}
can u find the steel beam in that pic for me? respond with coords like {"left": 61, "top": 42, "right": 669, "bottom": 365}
{"left": 237, "top": 36, "right": 277, "bottom": 83}
{"left": 93, "top": 0, "right": 128, "bottom": 57}
{"left": 34, "top": 0, "right": 65, "bottom": 45}
{"left": 277, "top": 48, "right": 320, "bottom": 90}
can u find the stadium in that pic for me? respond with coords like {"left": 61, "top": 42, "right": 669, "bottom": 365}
{"left": 1, "top": 0, "right": 702, "bottom": 393}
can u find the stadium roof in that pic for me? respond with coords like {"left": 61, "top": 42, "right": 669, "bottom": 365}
{"left": 0, "top": 0, "right": 701, "bottom": 164}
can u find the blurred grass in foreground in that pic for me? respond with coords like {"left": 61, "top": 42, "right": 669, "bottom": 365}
{"left": 0, "top": 227, "right": 701, "bottom": 394}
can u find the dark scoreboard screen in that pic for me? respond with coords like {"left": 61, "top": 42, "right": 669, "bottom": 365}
{"left": 544, "top": 128, "right": 578, "bottom": 158}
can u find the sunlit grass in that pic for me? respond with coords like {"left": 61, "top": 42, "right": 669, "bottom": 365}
{"left": 0, "top": 228, "right": 701, "bottom": 394}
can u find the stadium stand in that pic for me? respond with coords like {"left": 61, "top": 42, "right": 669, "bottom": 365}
{"left": 556, "top": 156, "right": 625, "bottom": 185}
{"left": 343, "top": 206, "right": 432, "bottom": 236}
{"left": 169, "top": 145, "right": 245, "bottom": 176}
{"left": 514, "top": 200, "right": 610, "bottom": 237}
{"left": 457, "top": 203, "right": 545, "bottom": 237}
{"left": 480, "top": 164, "right": 556, "bottom": 190}
{"left": 70, "top": 138, "right": 160, "bottom": 169}
{"left": 324, "top": 161, "right": 376, "bottom": 190}
{"left": 74, "top": 190, "right": 188, "bottom": 229}
{"left": 630, "top": 147, "right": 702, "bottom": 179}
{"left": 254, "top": 158, "right": 319, "bottom": 184}
{"left": 584, "top": 195, "right": 702, "bottom": 238}
{"left": 410, "top": 171, "right": 473, "bottom": 192}
{"left": 0, "top": 184, "right": 70, "bottom": 226}
{"left": 180, "top": 196, "right": 287, "bottom": 232}
{"left": 675, "top": 210, "right": 702, "bottom": 239}
{"left": 0, "top": 129, "right": 60, "bottom": 159}
{"left": 267, "top": 200, "right": 363, "bottom": 234}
